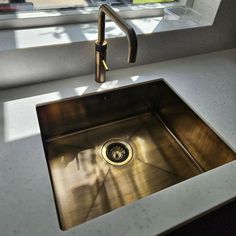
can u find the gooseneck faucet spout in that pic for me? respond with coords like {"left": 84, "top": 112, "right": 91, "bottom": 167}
{"left": 95, "top": 3, "right": 138, "bottom": 83}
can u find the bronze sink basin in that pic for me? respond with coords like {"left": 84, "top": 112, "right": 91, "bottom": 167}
{"left": 36, "top": 80, "right": 235, "bottom": 230}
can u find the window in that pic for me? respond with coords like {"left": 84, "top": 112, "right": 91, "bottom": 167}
{"left": 0, "top": 0, "right": 176, "bottom": 12}
{"left": 0, "top": 0, "right": 181, "bottom": 29}
{"left": 0, "top": 0, "right": 221, "bottom": 30}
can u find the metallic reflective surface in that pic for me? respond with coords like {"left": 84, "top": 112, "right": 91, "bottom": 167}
{"left": 36, "top": 80, "right": 236, "bottom": 231}
{"left": 101, "top": 139, "right": 134, "bottom": 166}
{"left": 95, "top": 4, "right": 138, "bottom": 83}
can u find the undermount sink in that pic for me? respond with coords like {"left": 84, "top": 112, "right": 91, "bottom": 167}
{"left": 36, "top": 80, "right": 235, "bottom": 230}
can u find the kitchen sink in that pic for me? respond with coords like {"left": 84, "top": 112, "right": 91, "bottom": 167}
{"left": 36, "top": 80, "right": 235, "bottom": 230}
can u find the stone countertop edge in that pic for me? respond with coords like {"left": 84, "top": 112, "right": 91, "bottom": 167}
{"left": 0, "top": 48, "right": 235, "bottom": 236}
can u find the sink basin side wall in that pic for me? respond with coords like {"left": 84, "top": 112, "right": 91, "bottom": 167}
{"left": 156, "top": 83, "right": 236, "bottom": 170}
{"left": 36, "top": 82, "right": 162, "bottom": 140}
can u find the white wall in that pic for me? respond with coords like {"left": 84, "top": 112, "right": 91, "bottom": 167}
{"left": 193, "top": 0, "right": 222, "bottom": 24}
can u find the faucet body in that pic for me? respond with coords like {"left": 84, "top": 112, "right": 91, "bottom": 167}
{"left": 95, "top": 4, "right": 138, "bottom": 83}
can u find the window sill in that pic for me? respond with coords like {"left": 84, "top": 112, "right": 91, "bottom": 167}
{"left": 0, "top": 2, "right": 180, "bottom": 29}
{"left": 0, "top": 14, "right": 210, "bottom": 52}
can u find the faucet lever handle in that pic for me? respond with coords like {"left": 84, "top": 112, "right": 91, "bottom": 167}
{"left": 102, "top": 60, "right": 109, "bottom": 71}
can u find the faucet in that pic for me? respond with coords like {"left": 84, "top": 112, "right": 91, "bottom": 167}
{"left": 95, "top": 3, "right": 138, "bottom": 83}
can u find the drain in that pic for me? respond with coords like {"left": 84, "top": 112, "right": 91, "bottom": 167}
{"left": 106, "top": 143, "right": 129, "bottom": 163}
{"left": 101, "top": 139, "right": 133, "bottom": 166}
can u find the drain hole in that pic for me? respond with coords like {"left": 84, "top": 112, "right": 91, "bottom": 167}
{"left": 101, "top": 139, "right": 133, "bottom": 166}
{"left": 106, "top": 143, "right": 129, "bottom": 163}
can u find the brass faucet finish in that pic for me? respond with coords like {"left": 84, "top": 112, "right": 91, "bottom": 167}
{"left": 36, "top": 80, "right": 236, "bottom": 230}
{"left": 95, "top": 4, "right": 138, "bottom": 83}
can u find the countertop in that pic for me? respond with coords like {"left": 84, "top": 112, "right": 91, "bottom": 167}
{"left": 0, "top": 48, "right": 236, "bottom": 236}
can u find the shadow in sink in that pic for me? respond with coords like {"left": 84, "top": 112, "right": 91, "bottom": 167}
{"left": 36, "top": 80, "right": 235, "bottom": 230}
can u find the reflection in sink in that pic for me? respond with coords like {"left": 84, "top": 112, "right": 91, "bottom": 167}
{"left": 36, "top": 80, "right": 235, "bottom": 230}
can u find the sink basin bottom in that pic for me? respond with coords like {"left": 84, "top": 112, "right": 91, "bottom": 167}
{"left": 46, "top": 112, "right": 201, "bottom": 230}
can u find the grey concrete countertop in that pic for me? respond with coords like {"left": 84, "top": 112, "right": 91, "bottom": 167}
{"left": 0, "top": 48, "right": 235, "bottom": 236}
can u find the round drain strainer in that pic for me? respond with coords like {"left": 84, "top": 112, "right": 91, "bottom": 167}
{"left": 101, "top": 139, "right": 133, "bottom": 166}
